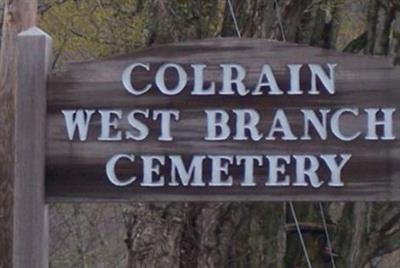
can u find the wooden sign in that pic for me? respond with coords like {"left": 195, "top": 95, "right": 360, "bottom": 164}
{"left": 46, "top": 38, "right": 400, "bottom": 201}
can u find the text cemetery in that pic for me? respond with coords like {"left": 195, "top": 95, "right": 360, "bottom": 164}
{"left": 60, "top": 63, "right": 397, "bottom": 189}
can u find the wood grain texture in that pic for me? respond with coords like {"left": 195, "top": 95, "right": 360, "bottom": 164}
{"left": 0, "top": 1, "right": 38, "bottom": 267}
{"left": 14, "top": 27, "right": 51, "bottom": 268}
{"left": 46, "top": 38, "right": 400, "bottom": 201}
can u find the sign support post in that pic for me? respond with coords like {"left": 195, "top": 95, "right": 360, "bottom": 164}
{"left": 14, "top": 27, "right": 52, "bottom": 268}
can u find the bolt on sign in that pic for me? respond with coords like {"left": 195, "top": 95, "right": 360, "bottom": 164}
{"left": 46, "top": 39, "right": 400, "bottom": 201}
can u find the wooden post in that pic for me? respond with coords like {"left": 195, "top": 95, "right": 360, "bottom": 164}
{"left": 13, "top": 27, "right": 52, "bottom": 268}
{"left": 0, "top": 1, "right": 38, "bottom": 266}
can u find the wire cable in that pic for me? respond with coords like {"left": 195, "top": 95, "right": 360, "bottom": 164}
{"left": 319, "top": 202, "right": 337, "bottom": 268}
{"left": 274, "top": 0, "right": 287, "bottom": 41}
{"left": 227, "top": 0, "right": 241, "bottom": 38}
{"left": 273, "top": 1, "right": 312, "bottom": 267}
{"left": 289, "top": 202, "right": 313, "bottom": 268}
{"left": 228, "top": 1, "right": 315, "bottom": 267}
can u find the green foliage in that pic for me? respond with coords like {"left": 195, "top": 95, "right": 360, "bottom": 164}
{"left": 39, "top": 0, "right": 224, "bottom": 66}
{"left": 40, "top": 0, "right": 150, "bottom": 64}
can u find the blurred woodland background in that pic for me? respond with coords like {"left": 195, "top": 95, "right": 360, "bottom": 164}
{"left": 1, "top": 0, "right": 400, "bottom": 267}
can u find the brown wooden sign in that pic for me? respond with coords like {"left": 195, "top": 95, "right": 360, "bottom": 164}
{"left": 46, "top": 38, "right": 400, "bottom": 201}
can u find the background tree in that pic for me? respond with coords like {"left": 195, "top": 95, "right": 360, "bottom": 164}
{"left": 40, "top": 1, "right": 400, "bottom": 267}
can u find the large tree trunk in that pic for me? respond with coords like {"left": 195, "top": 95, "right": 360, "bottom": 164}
{"left": 220, "top": 0, "right": 276, "bottom": 38}
{"left": 338, "top": 1, "right": 400, "bottom": 267}
{"left": 178, "top": 1, "right": 344, "bottom": 267}
{"left": 0, "top": 0, "right": 37, "bottom": 267}
{"left": 122, "top": 1, "right": 346, "bottom": 267}
{"left": 365, "top": 0, "right": 396, "bottom": 55}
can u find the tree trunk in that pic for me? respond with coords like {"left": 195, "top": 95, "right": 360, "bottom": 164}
{"left": 365, "top": 0, "right": 396, "bottom": 55}
{"left": 0, "top": 0, "right": 37, "bottom": 267}
{"left": 272, "top": 0, "right": 342, "bottom": 48}
{"left": 338, "top": 1, "right": 400, "bottom": 267}
{"left": 220, "top": 0, "right": 276, "bottom": 38}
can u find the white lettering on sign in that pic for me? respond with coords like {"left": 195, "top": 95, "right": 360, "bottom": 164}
{"left": 264, "top": 155, "right": 291, "bottom": 186}
{"left": 233, "top": 109, "right": 263, "bottom": 141}
{"left": 330, "top": 108, "right": 361, "bottom": 141}
{"left": 220, "top": 64, "right": 248, "bottom": 96}
{"left": 126, "top": 109, "right": 150, "bottom": 141}
{"left": 204, "top": 110, "right": 230, "bottom": 141}
{"left": 169, "top": 155, "right": 206, "bottom": 186}
{"left": 155, "top": 63, "right": 188, "bottom": 95}
{"left": 253, "top": 64, "right": 283, "bottom": 95}
{"left": 105, "top": 154, "right": 136, "bottom": 186}
{"left": 98, "top": 110, "right": 123, "bottom": 141}
{"left": 236, "top": 155, "right": 263, "bottom": 186}
{"left": 308, "top": 64, "right": 337, "bottom": 95}
{"left": 191, "top": 64, "right": 216, "bottom": 95}
{"left": 121, "top": 63, "right": 337, "bottom": 96}
{"left": 62, "top": 108, "right": 397, "bottom": 142}
{"left": 301, "top": 109, "right": 330, "bottom": 140}
{"left": 265, "top": 109, "right": 297, "bottom": 141}
{"left": 153, "top": 110, "right": 180, "bottom": 141}
{"left": 287, "top": 64, "right": 302, "bottom": 95}
{"left": 141, "top": 155, "right": 165, "bottom": 187}
{"left": 122, "top": 63, "right": 151, "bottom": 95}
{"left": 365, "top": 108, "right": 396, "bottom": 140}
{"left": 60, "top": 62, "right": 398, "bottom": 190}
{"left": 62, "top": 109, "right": 95, "bottom": 141}
{"left": 104, "top": 154, "right": 352, "bottom": 187}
